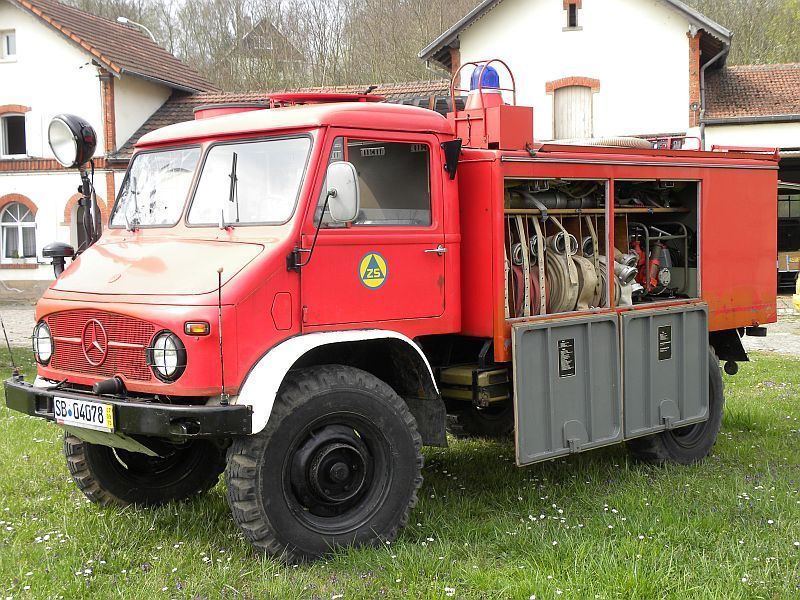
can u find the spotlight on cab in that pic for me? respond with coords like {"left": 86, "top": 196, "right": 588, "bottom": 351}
{"left": 47, "top": 114, "right": 97, "bottom": 168}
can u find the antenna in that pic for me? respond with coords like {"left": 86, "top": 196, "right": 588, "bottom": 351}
{"left": 0, "top": 313, "right": 19, "bottom": 379}
{"left": 216, "top": 267, "right": 228, "bottom": 405}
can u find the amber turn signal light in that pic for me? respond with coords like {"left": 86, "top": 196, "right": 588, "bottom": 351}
{"left": 184, "top": 322, "right": 210, "bottom": 336}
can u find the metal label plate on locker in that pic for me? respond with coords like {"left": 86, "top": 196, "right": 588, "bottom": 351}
{"left": 658, "top": 325, "right": 672, "bottom": 361}
{"left": 558, "top": 339, "right": 576, "bottom": 377}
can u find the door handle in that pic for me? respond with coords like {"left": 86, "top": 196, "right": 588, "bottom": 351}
{"left": 424, "top": 244, "right": 447, "bottom": 255}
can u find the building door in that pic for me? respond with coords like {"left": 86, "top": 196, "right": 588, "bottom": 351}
{"left": 300, "top": 134, "right": 446, "bottom": 327}
{"left": 554, "top": 85, "right": 593, "bottom": 139}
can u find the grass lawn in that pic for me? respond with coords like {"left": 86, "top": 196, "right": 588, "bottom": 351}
{"left": 0, "top": 349, "right": 799, "bottom": 599}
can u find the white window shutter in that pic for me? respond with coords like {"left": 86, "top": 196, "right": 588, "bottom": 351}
{"left": 554, "top": 86, "right": 593, "bottom": 140}
{"left": 24, "top": 110, "right": 43, "bottom": 158}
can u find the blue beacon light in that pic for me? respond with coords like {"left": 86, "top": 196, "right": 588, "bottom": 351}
{"left": 470, "top": 64, "right": 500, "bottom": 91}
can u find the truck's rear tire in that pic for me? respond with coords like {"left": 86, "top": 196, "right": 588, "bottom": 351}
{"left": 64, "top": 434, "right": 225, "bottom": 507}
{"left": 447, "top": 400, "right": 515, "bottom": 439}
{"left": 626, "top": 348, "right": 724, "bottom": 465}
{"left": 225, "top": 365, "right": 423, "bottom": 562}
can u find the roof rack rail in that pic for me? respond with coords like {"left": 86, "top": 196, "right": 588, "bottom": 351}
{"left": 711, "top": 144, "right": 780, "bottom": 159}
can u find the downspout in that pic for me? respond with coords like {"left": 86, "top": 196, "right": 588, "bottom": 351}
{"left": 699, "top": 45, "right": 729, "bottom": 150}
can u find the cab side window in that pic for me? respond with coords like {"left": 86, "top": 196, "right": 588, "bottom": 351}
{"left": 318, "top": 137, "right": 431, "bottom": 227}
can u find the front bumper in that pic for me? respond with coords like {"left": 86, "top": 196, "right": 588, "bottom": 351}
{"left": 4, "top": 377, "right": 252, "bottom": 440}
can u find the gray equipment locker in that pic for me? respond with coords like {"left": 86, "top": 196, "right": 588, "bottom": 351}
{"left": 512, "top": 314, "right": 622, "bottom": 466}
{"left": 621, "top": 303, "right": 709, "bottom": 439}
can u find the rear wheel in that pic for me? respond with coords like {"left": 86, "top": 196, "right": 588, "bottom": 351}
{"left": 447, "top": 400, "right": 515, "bottom": 439}
{"left": 225, "top": 365, "right": 423, "bottom": 562}
{"left": 64, "top": 434, "right": 225, "bottom": 507}
{"left": 626, "top": 348, "right": 724, "bottom": 465}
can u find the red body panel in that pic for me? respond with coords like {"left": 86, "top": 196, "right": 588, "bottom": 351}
{"left": 457, "top": 146, "right": 778, "bottom": 363}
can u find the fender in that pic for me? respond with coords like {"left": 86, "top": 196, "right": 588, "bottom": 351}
{"left": 233, "top": 330, "right": 438, "bottom": 433}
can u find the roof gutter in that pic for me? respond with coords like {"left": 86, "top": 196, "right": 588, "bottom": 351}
{"left": 121, "top": 68, "right": 214, "bottom": 94}
{"left": 699, "top": 45, "right": 729, "bottom": 150}
{"left": 703, "top": 114, "right": 800, "bottom": 126}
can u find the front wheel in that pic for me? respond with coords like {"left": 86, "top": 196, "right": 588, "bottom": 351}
{"left": 64, "top": 435, "right": 226, "bottom": 506}
{"left": 626, "top": 347, "right": 724, "bottom": 465}
{"left": 225, "top": 365, "right": 423, "bottom": 562}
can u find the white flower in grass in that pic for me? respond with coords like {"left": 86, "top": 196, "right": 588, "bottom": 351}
{"left": 767, "top": 519, "right": 774, "bottom": 525}
{"left": 793, "top": 541, "right": 799, "bottom": 547}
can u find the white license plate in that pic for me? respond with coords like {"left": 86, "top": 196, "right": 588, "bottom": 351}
{"left": 53, "top": 397, "right": 115, "bottom": 432}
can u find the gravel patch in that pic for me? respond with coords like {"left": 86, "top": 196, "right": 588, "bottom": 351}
{"left": 0, "top": 305, "right": 35, "bottom": 347}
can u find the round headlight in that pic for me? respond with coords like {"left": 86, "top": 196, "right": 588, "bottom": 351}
{"left": 149, "top": 331, "right": 186, "bottom": 382}
{"left": 33, "top": 321, "right": 53, "bottom": 365}
{"left": 48, "top": 114, "right": 97, "bottom": 168}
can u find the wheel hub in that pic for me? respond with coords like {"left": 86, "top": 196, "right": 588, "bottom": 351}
{"left": 290, "top": 424, "right": 373, "bottom": 516}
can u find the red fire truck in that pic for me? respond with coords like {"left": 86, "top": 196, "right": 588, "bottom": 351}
{"left": 4, "top": 62, "right": 777, "bottom": 561}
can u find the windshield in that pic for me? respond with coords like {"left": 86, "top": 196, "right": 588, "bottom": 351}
{"left": 110, "top": 147, "right": 200, "bottom": 228}
{"left": 188, "top": 136, "right": 311, "bottom": 225}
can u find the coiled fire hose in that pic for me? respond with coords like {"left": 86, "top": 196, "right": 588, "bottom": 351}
{"left": 544, "top": 218, "right": 579, "bottom": 313}
{"left": 598, "top": 256, "right": 622, "bottom": 307}
{"left": 514, "top": 216, "right": 531, "bottom": 316}
{"left": 583, "top": 217, "right": 602, "bottom": 307}
{"left": 530, "top": 216, "right": 547, "bottom": 314}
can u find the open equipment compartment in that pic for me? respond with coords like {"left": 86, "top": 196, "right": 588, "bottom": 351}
{"left": 503, "top": 179, "right": 612, "bottom": 319}
{"left": 613, "top": 180, "right": 700, "bottom": 305}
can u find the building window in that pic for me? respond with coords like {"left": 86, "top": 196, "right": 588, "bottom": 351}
{"left": 1, "top": 202, "right": 36, "bottom": 261}
{"left": 554, "top": 85, "right": 593, "bottom": 139}
{"left": 0, "top": 115, "right": 26, "bottom": 156}
{"left": 1, "top": 30, "right": 16, "bottom": 59}
{"left": 567, "top": 3, "right": 578, "bottom": 27}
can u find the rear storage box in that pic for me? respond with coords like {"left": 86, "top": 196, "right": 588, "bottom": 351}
{"left": 621, "top": 303, "right": 709, "bottom": 438}
{"left": 512, "top": 314, "right": 621, "bottom": 465}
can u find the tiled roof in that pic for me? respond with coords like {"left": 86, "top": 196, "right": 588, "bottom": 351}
{"left": 9, "top": 0, "right": 217, "bottom": 92}
{"left": 705, "top": 64, "right": 800, "bottom": 121}
{"left": 113, "top": 80, "right": 451, "bottom": 160}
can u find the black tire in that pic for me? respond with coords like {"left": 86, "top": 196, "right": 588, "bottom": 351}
{"left": 447, "top": 400, "right": 515, "bottom": 439}
{"left": 225, "top": 365, "right": 423, "bottom": 562}
{"left": 64, "top": 434, "right": 226, "bottom": 507}
{"left": 626, "top": 348, "right": 724, "bottom": 465}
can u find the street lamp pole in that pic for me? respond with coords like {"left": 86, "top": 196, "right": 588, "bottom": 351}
{"left": 116, "top": 16, "right": 157, "bottom": 43}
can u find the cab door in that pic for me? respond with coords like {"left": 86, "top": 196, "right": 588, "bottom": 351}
{"left": 300, "top": 132, "right": 446, "bottom": 327}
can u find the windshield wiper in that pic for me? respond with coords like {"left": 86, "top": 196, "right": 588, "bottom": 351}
{"left": 228, "top": 152, "right": 240, "bottom": 224}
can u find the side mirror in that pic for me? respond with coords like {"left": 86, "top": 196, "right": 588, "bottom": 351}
{"left": 326, "top": 162, "right": 360, "bottom": 222}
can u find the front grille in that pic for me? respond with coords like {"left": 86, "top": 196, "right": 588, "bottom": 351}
{"left": 47, "top": 310, "right": 155, "bottom": 381}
